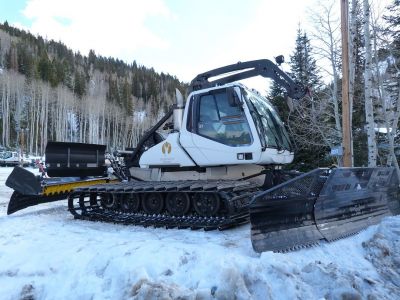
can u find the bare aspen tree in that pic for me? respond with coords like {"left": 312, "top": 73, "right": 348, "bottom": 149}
{"left": 370, "top": 13, "right": 400, "bottom": 178}
{"left": 0, "top": 70, "right": 11, "bottom": 147}
{"left": 363, "top": 0, "right": 378, "bottom": 166}
{"left": 309, "top": 0, "right": 342, "bottom": 139}
{"left": 379, "top": 56, "right": 400, "bottom": 178}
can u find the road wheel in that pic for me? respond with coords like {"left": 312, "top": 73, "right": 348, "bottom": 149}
{"left": 119, "top": 193, "right": 140, "bottom": 213}
{"left": 100, "top": 193, "right": 118, "bottom": 209}
{"left": 142, "top": 193, "right": 164, "bottom": 214}
{"left": 166, "top": 192, "right": 190, "bottom": 216}
{"left": 193, "top": 193, "right": 220, "bottom": 217}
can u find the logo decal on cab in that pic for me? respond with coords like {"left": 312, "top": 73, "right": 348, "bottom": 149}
{"left": 162, "top": 142, "right": 172, "bottom": 154}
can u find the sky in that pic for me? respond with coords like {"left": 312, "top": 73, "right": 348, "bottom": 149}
{"left": 0, "top": 0, "right": 392, "bottom": 92}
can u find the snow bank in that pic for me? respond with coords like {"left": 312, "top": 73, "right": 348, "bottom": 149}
{"left": 0, "top": 167, "right": 399, "bottom": 299}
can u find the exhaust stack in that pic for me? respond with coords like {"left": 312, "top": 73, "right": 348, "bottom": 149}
{"left": 173, "top": 88, "right": 184, "bottom": 131}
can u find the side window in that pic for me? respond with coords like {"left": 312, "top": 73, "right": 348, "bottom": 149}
{"left": 199, "top": 95, "right": 219, "bottom": 122}
{"left": 197, "top": 90, "right": 252, "bottom": 146}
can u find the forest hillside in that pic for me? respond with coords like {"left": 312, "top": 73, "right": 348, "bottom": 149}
{"left": 0, "top": 21, "right": 187, "bottom": 155}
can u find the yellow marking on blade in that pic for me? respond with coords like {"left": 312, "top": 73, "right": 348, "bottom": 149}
{"left": 42, "top": 178, "right": 119, "bottom": 196}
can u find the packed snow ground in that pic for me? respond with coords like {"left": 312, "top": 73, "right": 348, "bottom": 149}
{"left": 0, "top": 167, "right": 399, "bottom": 300}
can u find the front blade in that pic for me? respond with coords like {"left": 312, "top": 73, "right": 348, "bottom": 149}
{"left": 314, "top": 167, "right": 399, "bottom": 241}
{"left": 250, "top": 169, "right": 328, "bottom": 252}
{"left": 250, "top": 167, "right": 400, "bottom": 253}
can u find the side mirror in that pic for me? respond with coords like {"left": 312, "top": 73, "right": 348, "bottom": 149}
{"left": 227, "top": 88, "right": 242, "bottom": 107}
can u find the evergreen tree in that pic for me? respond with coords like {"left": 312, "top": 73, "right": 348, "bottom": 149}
{"left": 62, "top": 61, "right": 74, "bottom": 89}
{"left": 52, "top": 59, "right": 65, "bottom": 86}
{"left": 270, "top": 29, "right": 321, "bottom": 125}
{"left": 17, "top": 43, "right": 34, "bottom": 78}
{"left": 286, "top": 27, "right": 330, "bottom": 170}
{"left": 121, "top": 79, "right": 132, "bottom": 113}
{"left": 268, "top": 81, "right": 289, "bottom": 123}
{"left": 383, "top": 0, "right": 400, "bottom": 54}
{"left": 37, "top": 52, "right": 52, "bottom": 82}
{"left": 73, "top": 71, "right": 86, "bottom": 97}
{"left": 5, "top": 44, "right": 18, "bottom": 71}
{"left": 290, "top": 28, "right": 321, "bottom": 89}
{"left": 269, "top": 80, "right": 285, "bottom": 98}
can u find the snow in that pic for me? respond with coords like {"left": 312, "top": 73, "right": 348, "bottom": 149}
{"left": 0, "top": 167, "right": 399, "bottom": 300}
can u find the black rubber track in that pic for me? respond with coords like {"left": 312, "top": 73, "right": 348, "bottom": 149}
{"left": 68, "top": 180, "right": 260, "bottom": 230}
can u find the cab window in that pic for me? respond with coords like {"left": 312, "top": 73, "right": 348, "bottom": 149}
{"left": 196, "top": 90, "right": 252, "bottom": 146}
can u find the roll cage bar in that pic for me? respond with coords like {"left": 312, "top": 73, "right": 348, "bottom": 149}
{"left": 189, "top": 59, "right": 307, "bottom": 100}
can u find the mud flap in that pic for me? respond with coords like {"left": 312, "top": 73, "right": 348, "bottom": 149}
{"left": 45, "top": 141, "right": 106, "bottom": 177}
{"left": 250, "top": 167, "right": 400, "bottom": 252}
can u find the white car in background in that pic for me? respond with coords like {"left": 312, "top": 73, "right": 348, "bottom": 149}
{"left": 0, "top": 151, "right": 30, "bottom": 167}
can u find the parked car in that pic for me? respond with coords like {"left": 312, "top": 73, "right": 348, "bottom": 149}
{"left": 0, "top": 151, "right": 30, "bottom": 167}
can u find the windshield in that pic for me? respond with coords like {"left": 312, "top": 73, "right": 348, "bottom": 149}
{"left": 243, "top": 89, "right": 292, "bottom": 151}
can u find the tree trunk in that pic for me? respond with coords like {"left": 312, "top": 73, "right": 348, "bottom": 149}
{"left": 363, "top": 0, "right": 377, "bottom": 167}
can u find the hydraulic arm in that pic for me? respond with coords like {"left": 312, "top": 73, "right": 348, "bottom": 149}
{"left": 190, "top": 58, "right": 307, "bottom": 100}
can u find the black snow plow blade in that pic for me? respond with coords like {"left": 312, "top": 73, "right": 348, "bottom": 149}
{"left": 250, "top": 167, "right": 400, "bottom": 252}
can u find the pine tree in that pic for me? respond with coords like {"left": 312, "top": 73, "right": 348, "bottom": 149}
{"left": 73, "top": 71, "right": 86, "bottom": 97}
{"left": 5, "top": 44, "right": 18, "bottom": 71}
{"left": 290, "top": 28, "right": 321, "bottom": 89}
{"left": 383, "top": 0, "right": 400, "bottom": 55}
{"left": 37, "top": 52, "right": 52, "bottom": 82}
{"left": 88, "top": 49, "right": 96, "bottom": 66}
{"left": 270, "top": 28, "right": 321, "bottom": 127}
{"left": 286, "top": 27, "right": 331, "bottom": 170}
{"left": 62, "top": 61, "right": 73, "bottom": 89}
{"left": 268, "top": 81, "right": 289, "bottom": 122}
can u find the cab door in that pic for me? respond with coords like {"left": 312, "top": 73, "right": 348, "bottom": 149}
{"left": 180, "top": 87, "right": 261, "bottom": 167}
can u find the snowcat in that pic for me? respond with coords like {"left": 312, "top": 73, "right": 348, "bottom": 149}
{"left": 5, "top": 58, "right": 400, "bottom": 252}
